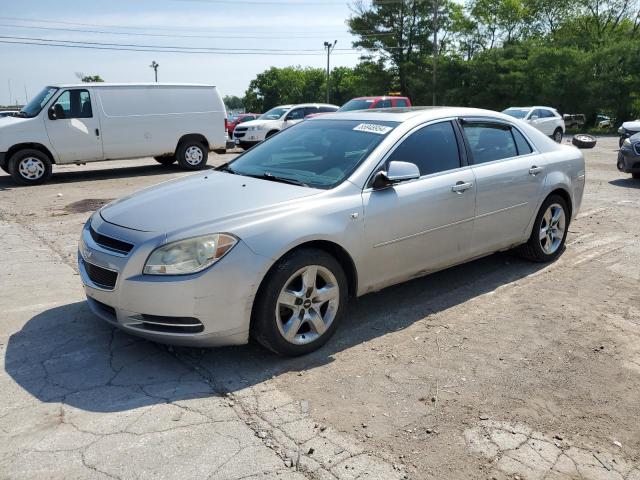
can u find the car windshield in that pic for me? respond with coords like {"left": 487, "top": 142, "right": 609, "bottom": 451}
{"left": 503, "top": 108, "right": 530, "bottom": 119}
{"left": 19, "top": 86, "right": 58, "bottom": 118}
{"left": 259, "top": 107, "right": 289, "bottom": 120}
{"left": 339, "top": 99, "right": 375, "bottom": 112}
{"left": 223, "top": 119, "right": 398, "bottom": 189}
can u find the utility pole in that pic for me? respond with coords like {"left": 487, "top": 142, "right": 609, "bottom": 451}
{"left": 8, "top": 79, "right": 13, "bottom": 107}
{"left": 432, "top": 0, "right": 438, "bottom": 106}
{"left": 323, "top": 40, "right": 337, "bottom": 104}
{"left": 24, "top": 84, "right": 28, "bottom": 104}
{"left": 150, "top": 61, "right": 159, "bottom": 82}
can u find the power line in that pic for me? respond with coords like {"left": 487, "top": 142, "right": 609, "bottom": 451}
{"left": 0, "top": 23, "right": 393, "bottom": 39}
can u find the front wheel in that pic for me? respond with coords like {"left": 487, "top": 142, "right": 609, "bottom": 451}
{"left": 154, "top": 155, "right": 176, "bottom": 166}
{"left": 251, "top": 248, "right": 348, "bottom": 356}
{"left": 516, "top": 195, "right": 569, "bottom": 262}
{"left": 176, "top": 141, "right": 208, "bottom": 170}
{"left": 8, "top": 149, "right": 53, "bottom": 185}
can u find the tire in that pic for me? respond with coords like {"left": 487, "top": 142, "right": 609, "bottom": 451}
{"left": 239, "top": 142, "right": 254, "bottom": 151}
{"left": 176, "top": 140, "right": 208, "bottom": 170}
{"left": 552, "top": 128, "right": 563, "bottom": 143}
{"left": 572, "top": 134, "right": 596, "bottom": 149}
{"left": 516, "top": 194, "right": 569, "bottom": 263}
{"left": 154, "top": 155, "right": 176, "bottom": 166}
{"left": 632, "top": 172, "right": 640, "bottom": 179}
{"left": 8, "top": 149, "right": 52, "bottom": 185}
{"left": 251, "top": 248, "right": 348, "bottom": 356}
{"left": 265, "top": 130, "right": 279, "bottom": 139}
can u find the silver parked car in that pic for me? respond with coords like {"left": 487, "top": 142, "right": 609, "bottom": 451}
{"left": 79, "top": 107, "right": 585, "bottom": 356}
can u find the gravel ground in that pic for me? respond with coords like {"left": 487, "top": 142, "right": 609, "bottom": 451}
{"left": 1, "top": 137, "right": 639, "bottom": 479}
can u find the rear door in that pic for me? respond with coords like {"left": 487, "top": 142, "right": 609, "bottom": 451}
{"left": 461, "top": 120, "right": 546, "bottom": 254}
{"left": 361, "top": 120, "right": 476, "bottom": 289}
{"left": 44, "top": 88, "right": 103, "bottom": 163}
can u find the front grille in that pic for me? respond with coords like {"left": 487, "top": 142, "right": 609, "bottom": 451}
{"left": 90, "top": 227, "right": 134, "bottom": 254}
{"left": 91, "top": 298, "right": 117, "bottom": 319}
{"left": 85, "top": 261, "right": 118, "bottom": 290}
{"left": 139, "top": 314, "right": 204, "bottom": 334}
{"left": 234, "top": 132, "right": 246, "bottom": 138}
{"left": 235, "top": 126, "right": 248, "bottom": 133}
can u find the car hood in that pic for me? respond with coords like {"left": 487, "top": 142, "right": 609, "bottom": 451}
{"left": 238, "top": 119, "right": 280, "bottom": 129}
{"left": 99, "top": 171, "right": 318, "bottom": 233}
{"left": 622, "top": 121, "right": 640, "bottom": 131}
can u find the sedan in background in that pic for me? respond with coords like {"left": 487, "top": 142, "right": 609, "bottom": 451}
{"left": 503, "top": 106, "right": 565, "bottom": 143}
{"left": 227, "top": 113, "right": 260, "bottom": 136}
{"left": 618, "top": 120, "right": 640, "bottom": 147}
{"left": 617, "top": 133, "right": 640, "bottom": 179}
{"left": 79, "top": 107, "right": 585, "bottom": 356}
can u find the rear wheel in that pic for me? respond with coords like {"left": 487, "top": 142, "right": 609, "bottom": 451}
{"left": 154, "top": 155, "right": 176, "bottom": 166}
{"left": 176, "top": 140, "right": 208, "bottom": 170}
{"left": 516, "top": 195, "right": 569, "bottom": 262}
{"left": 553, "top": 128, "right": 563, "bottom": 143}
{"left": 251, "top": 248, "right": 348, "bottom": 356}
{"left": 8, "top": 149, "right": 52, "bottom": 185}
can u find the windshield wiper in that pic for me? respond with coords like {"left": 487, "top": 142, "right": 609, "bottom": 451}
{"left": 216, "top": 164, "right": 237, "bottom": 174}
{"left": 258, "top": 172, "right": 309, "bottom": 187}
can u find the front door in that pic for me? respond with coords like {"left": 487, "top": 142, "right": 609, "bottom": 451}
{"left": 461, "top": 121, "right": 546, "bottom": 255}
{"left": 45, "top": 88, "right": 103, "bottom": 163}
{"left": 361, "top": 120, "right": 476, "bottom": 291}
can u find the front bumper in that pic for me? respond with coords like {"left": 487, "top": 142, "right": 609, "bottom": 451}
{"left": 78, "top": 215, "right": 270, "bottom": 347}
{"left": 617, "top": 148, "right": 640, "bottom": 174}
{"left": 233, "top": 129, "right": 266, "bottom": 144}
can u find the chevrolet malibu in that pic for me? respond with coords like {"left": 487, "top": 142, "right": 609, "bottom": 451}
{"left": 79, "top": 107, "right": 585, "bottom": 356}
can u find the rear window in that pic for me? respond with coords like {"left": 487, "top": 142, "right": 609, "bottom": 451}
{"left": 503, "top": 108, "right": 530, "bottom": 119}
{"left": 339, "top": 99, "right": 375, "bottom": 112}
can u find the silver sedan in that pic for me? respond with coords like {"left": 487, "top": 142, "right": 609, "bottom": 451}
{"left": 78, "top": 107, "right": 585, "bottom": 356}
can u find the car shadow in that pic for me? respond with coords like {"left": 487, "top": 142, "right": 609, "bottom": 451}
{"left": 5, "top": 252, "right": 551, "bottom": 413}
{"left": 609, "top": 178, "right": 640, "bottom": 189}
{"left": 0, "top": 163, "right": 216, "bottom": 190}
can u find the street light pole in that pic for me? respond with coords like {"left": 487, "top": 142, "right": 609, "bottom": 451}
{"left": 150, "top": 61, "right": 159, "bottom": 82}
{"left": 323, "top": 40, "right": 337, "bottom": 104}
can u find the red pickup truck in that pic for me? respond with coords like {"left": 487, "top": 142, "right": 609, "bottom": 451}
{"left": 305, "top": 96, "right": 412, "bottom": 119}
{"left": 227, "top": 113, "right": 260, "bottom": 136}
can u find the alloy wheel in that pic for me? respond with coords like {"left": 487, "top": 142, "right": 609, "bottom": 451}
{"left": 275, "top": 265, "right": 340, "bottom": 345}
{"left": 184, "top": 146, "right": 204, "bottom": 166}
{"left": 539, "top": 203, "right": 565, "bottom": 254}
{"left": 18, "top": 157, "right": 46, "bottom": 181}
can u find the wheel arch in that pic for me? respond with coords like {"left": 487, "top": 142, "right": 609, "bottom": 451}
{"left": 265, "top": 129, "right": 280, "bottom": 139}
{"left": 176, "top": 134, "right": 209, "bottom": 153}
{"left": 7, "top": 143, "right": 56, "bottom": 165}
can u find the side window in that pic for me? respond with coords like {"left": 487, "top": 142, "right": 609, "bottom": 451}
{"left": 388, "top": 121, "right": 461, "bottom": 176}
{"left": 377, "top": 99, "right": 392, "bottom": 108}
{"left": 542, "top": 109, "right": 556, "bottom": 118}
{"left": 462, "top": 123, "right": 518, "bottom": 164}
{"left": 319, "top": 106, "right": 338, "bottom": 113}
{"left": 287, "top": 108, "right": 304, "bottom": 120}
{"left": 395, "top": 99, "right": 408, "bottom": 107}
{"left": 52, "top": 89, "right": 92, "bottom": 119}
{"left": 512, "top": 128, "right": 533, "bottom": 155}
{"left": 304, "top": 107, "right": 319, "bottom": 117}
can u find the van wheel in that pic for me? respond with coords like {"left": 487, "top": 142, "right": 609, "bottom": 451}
{"left": 176, "top": 141, "right": 208, "bottom": 170}
{"left": 516, "top": 194, "right": 569, "bottom": 262}
{"left": 154, "top": 155, "right": 176, "bottom": 166}
{"left": 8, "top": 149, "right": 52, "bottom": 185}
{"left": 251, "top": 248, "right": 348, "bottom": 356}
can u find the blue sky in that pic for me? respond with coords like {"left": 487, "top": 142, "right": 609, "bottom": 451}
{"left": 0, "top": 0, "right": 364, "bottom": 105}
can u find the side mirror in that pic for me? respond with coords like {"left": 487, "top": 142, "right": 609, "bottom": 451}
{"left": 48, "top": 106, "right": 57, "bottom": 120}
{"left": 372, "top": 161, "right": 420, "bottom": 190}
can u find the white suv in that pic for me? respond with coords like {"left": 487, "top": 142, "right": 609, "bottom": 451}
{"left": 233, "top": 103, "right": 338, "bottom": 149}
{"left": 503, "top": 106, "right": 565, "bottom": 143}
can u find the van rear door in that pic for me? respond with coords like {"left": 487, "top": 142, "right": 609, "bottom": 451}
{"left": 44, "top": 88, "right": 103, "bottom": 163}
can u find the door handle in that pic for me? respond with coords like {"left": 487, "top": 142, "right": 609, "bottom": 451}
{"left": 451, "top": 181, "right": 473, "bottom": 193}
{"left": 95, "top": 128, "right": 100, "bottom": 137}
{"left": 529, "top": 166, "right": 544, "bottom": 175}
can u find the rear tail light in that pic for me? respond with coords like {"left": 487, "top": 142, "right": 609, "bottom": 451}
{"left": 224, "top": 118, "right": 228, "bottom": 132}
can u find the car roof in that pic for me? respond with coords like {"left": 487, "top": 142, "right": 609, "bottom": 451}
{"left": 507, "top": 106, "right": 556, "bottom": 110}
{"left": 351, "top": 96, "right": 408, "bottom": 100}
{"left": 51, "top": 83, "right": 217, "bottom": 88}
{"left": 309, "top": 106, "right": 515, "bottom": 123}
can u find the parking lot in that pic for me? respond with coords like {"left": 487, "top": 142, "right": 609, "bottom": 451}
{"left": 1, "top": 136, "right": 639, "bottom": 479}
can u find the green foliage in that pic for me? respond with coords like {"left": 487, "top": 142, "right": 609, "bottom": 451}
{"left": 81, "top": 75, "right": 104, "bottom": 83}
{"left": 223, "top": 95, "right": 244, "bottom": 110}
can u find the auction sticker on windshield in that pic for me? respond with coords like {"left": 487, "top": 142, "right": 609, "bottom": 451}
{"left": 353, "top": 123, "right": 393, "bottom": 135}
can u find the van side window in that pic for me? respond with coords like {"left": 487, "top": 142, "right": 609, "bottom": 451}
{"left": 388, "top": 121, "right": 461, "bottom": 176}
{"left": 512, "top": 128, "right": 533, "bottom": 155}
{"left": 52, "top": 89, "right": 92, "bottom": 119}
{"left": 462, "top": 123, "right": 517, "bottom": 164}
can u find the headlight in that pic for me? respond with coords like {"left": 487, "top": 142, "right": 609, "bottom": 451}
{"left": 618, "top": 127, "right": 625, "bottom": 134}
{"left": 143, "top": 234, "right": 237, "bottom": 275}
{"left": 623, "top": 138, "right": 631, "bottom": 148}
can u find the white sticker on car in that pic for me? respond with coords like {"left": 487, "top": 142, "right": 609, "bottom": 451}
{"left": 353, "top": 123, "right": 393, "bottom": 135}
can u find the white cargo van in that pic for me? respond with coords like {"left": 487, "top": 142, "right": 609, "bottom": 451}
{"left": 0, "top": 83, "right": 227, "bottom": 185}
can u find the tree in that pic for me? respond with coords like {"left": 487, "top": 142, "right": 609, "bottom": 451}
{"left": 81, "top": 75, "right": 104, "bottom": 82}
{"left": 223, "top": 95, "right": 244, "bottom": 110}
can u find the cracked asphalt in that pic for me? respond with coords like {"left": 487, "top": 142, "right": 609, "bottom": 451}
{"left": 1, "top": 137, "right": 639, "bottom": 479}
